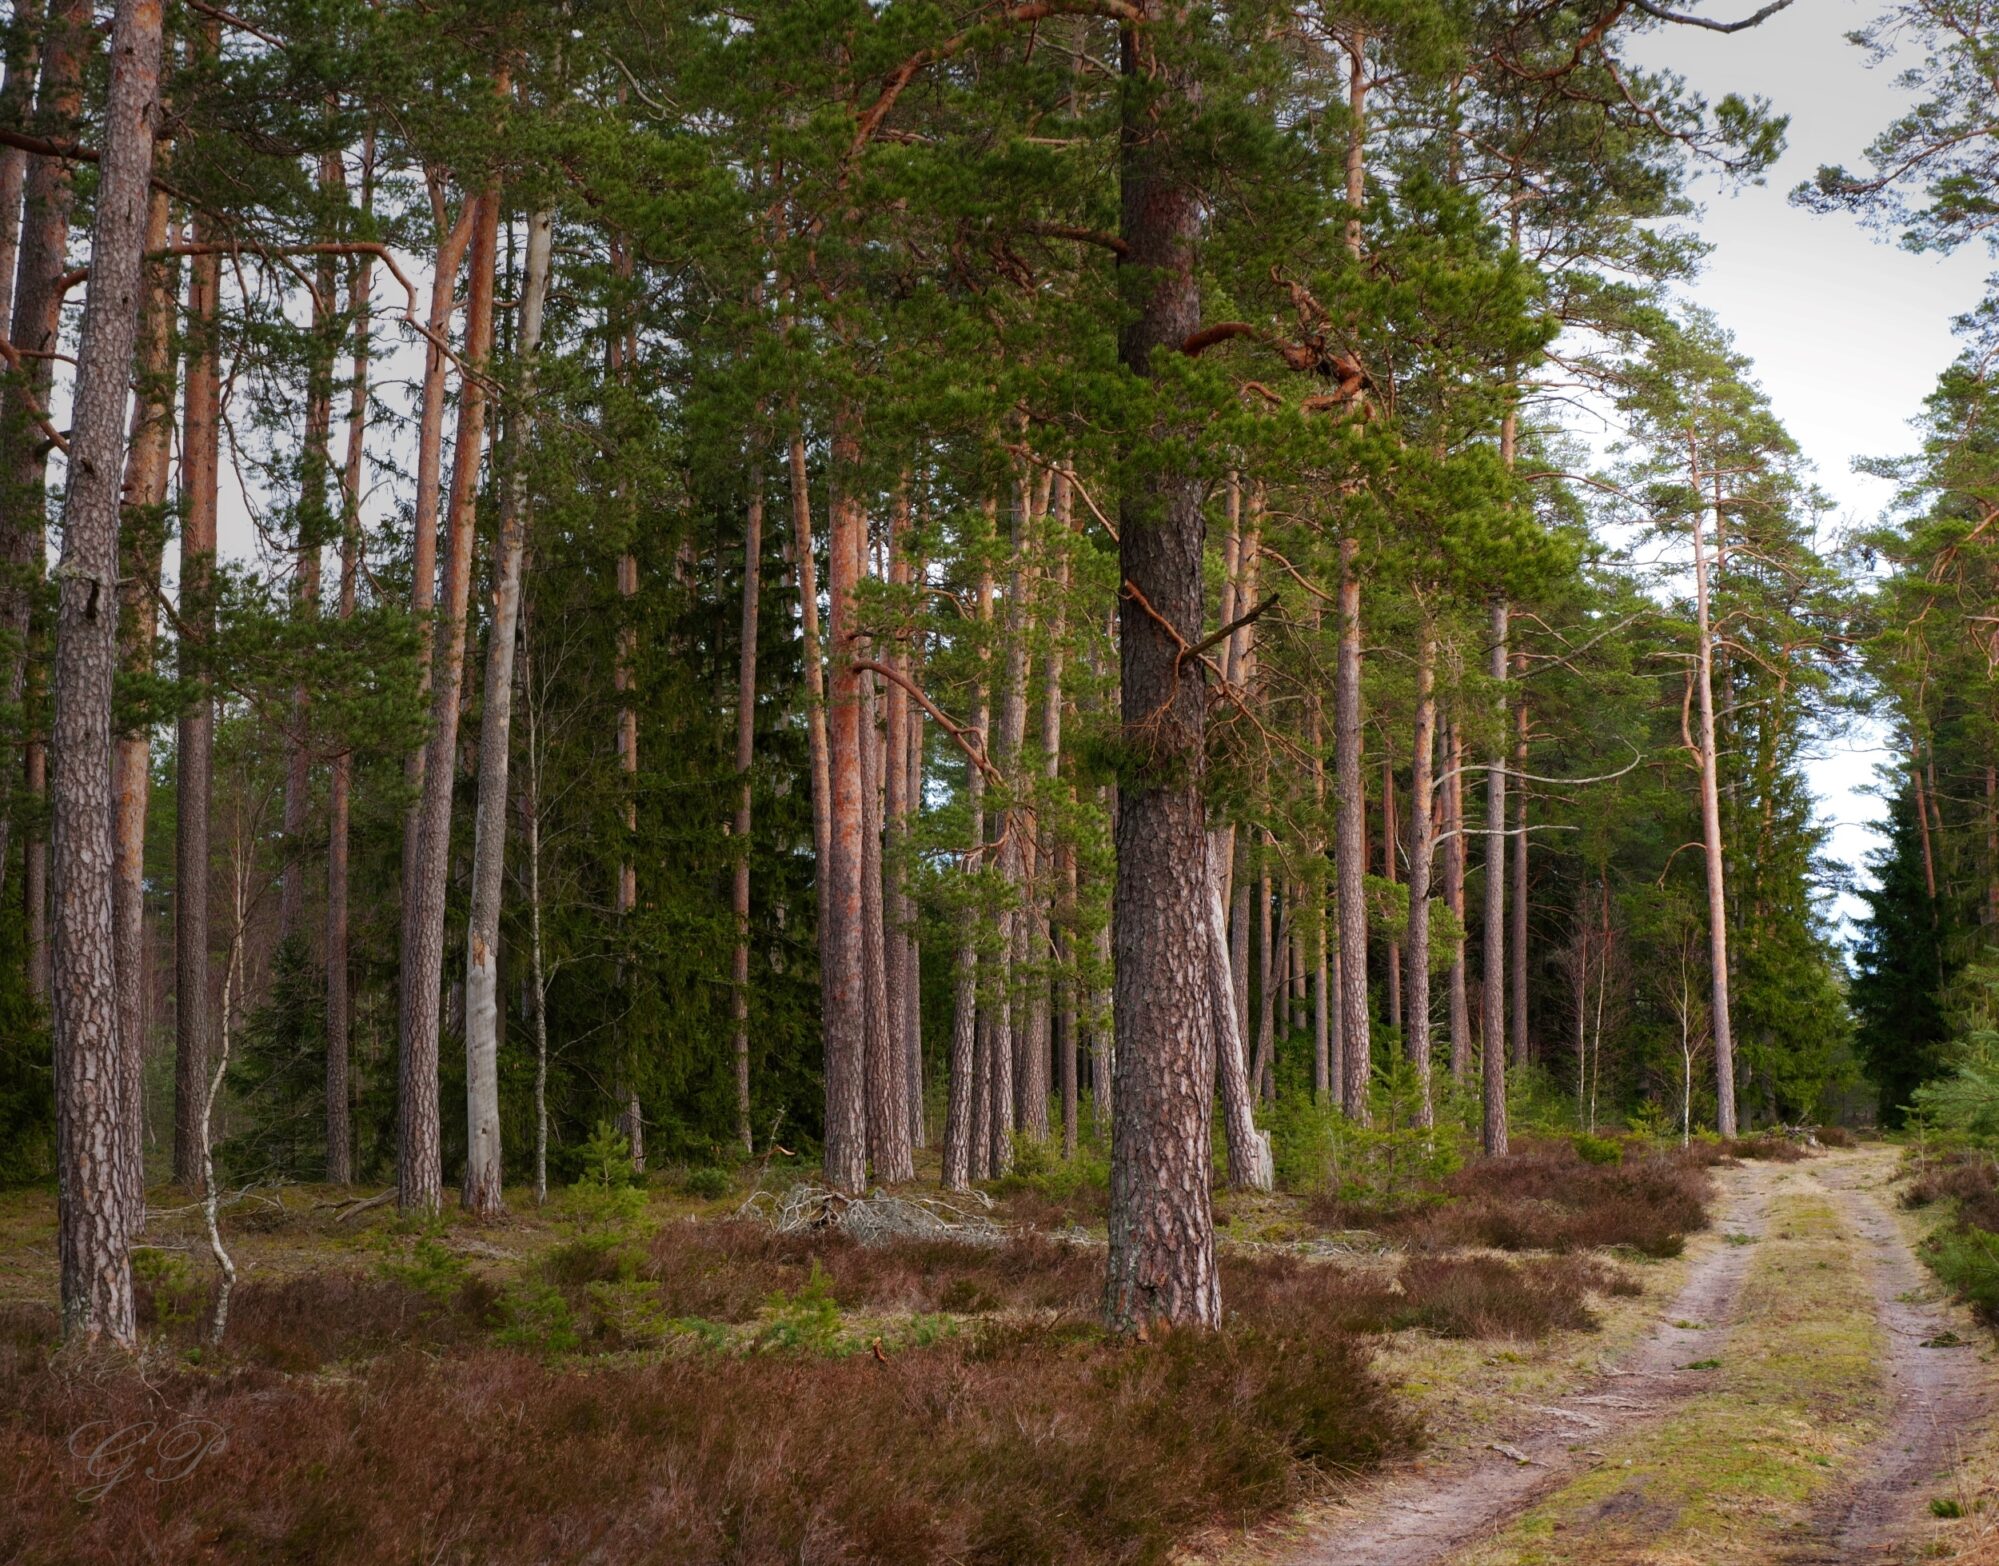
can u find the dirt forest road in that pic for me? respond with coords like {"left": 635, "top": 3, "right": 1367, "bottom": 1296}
{"left": 1279, "top": 1146, "right": 1999, "bottom": 1566}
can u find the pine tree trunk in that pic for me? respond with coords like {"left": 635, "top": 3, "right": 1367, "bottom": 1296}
{"left": 279, "top": 214, "right": 337, "bottom": 945}
{"left": 398, "top": 183, "right": 499, "bottom": 1215}
{"left": 882, "top": 492, "right": 910, "bottom": 1149}
{"left": 174, "top": 218, "right": 221, "bottom": 1192}
{"left": 1405, "top": 626, "right": 1436, "bottom": 1126}
{"left": 1383, "top": 752, "right": 1401, "bottom": 1031}
{"left": 732, "top": 459, "right": 763, "bottom": 1155}
{"left": 1509, "top": 678, "right": 1529, "bottom": 1069}
{"left": 858, "top": 636, "right": 911, "bottom": 1181}
{"left": 0, "top": 0, "right": 44, "bottom": 344}
{"left": 0, "top": 0, "right": 86, "bottom": 911}
{"left": 51, "top": 0, "right": 164, "bottom": 1349}
{"left": 996, "top": 471, "right": 1037, "bottom": 1145}
{"left": 462, "top": 204, "right": 550, "bottom": 1217}
{"left": 1106, "top": 4, "right": 1221, "bottom": 1333}
{"left": 1310, "top": 608, "right": 1330, "bottom": 1103}
{"left": 111, "top": 184, "right": 172, "bottom": 1232}
{"left": 1690, "top": 459, "right": 1737, "bottom": 1137}
{"left": 324, "top": 155, "right": 374, "bottom": 1188}
{"left": 1335, "top": 535, "right": 1370, "bottom": 1120}
{"left": 904, "top": 590, "right": 925, "bottom": 1144}
{"left": 398, "top": 194, "right": 477, "bottom": 907}
{"left": 1445, "top": 717, "right": 1471, "bottom": 1083}
{"left": 822, "top": 421, "right": 878, "bottom": 1190}
{"left": 942, "top": 559, "right": 993, "bottom": 1190}
{"left": 1482, "top": 600, "right": 1510, "bottom": 1157}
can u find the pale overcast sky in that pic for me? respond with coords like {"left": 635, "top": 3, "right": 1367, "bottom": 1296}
{"left": 1633, "top": 1, "right": 1993, "bottom": 934}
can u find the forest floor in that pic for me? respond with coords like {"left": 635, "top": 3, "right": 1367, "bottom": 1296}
{"left": 2, "top": 1139, "right": 1996, "bottom": 1563}
{"left": 1229, "top": 1144, "right": 1999, "bottom": 1566}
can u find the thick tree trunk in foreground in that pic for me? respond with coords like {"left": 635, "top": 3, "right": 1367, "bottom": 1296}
{"left": 398, "top": 185, "right": 499, "bottom": 1214}
{"left": 1405, "top": 627, "right": 1436, "bottom": 1126}
{"left": 111, "top": 185, "right": 173, "bottom": 1230}
{"left": 1691, "top": 466, "right": 1738, "bottom": 1136}
{"left": 1106, "top": 5, "right": 1220, "bottom": 1334}
{"left": 462, "top": 204, "right": 551, "bottom": 1217}
{"left": 1335, "top": 535, "right": 1370, "bottom": 1120}
{"left": 1482, "top": 600, "right": 1510, "bottom": 1157}
{"left": 52, "top": 0, "right": 164, "bottom": 1349}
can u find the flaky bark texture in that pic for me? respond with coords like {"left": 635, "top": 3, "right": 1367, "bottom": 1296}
{"left": 1482, "top": 600, "right": 1510, "bottom": 1158}
{"left": 462, "top": 205, "right": 551, "bottom": 1217}
{"left": 112, "top": 184, "right": 173, "bottom": 1231}
{"left": 1105, "top": 6, "right": 1220, "bottom": 1334}
{"left": 821, "top": 421, "right": 876, "bottom": 1191}
{"left": 399, "top": 186, "right": 499, "bottom": 1215}
{"left": 52, "top": 0, "right": 164, "bottom": 1348}
{"left": 1335, "top": 535, "right": 1370, "bottom": 1121}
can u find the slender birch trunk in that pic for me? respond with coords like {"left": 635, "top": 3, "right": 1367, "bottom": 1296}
{"left": 51, "top": 0, "right": 164, "bottom": 1348}
{"left": 462, "top": 203, "right": 551, "bottom": 1216}
{"left": 944, "top": 552, "right": 995, "bottom": 1189}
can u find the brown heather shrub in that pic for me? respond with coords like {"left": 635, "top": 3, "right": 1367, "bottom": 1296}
{"left": 1310, "top": 1138, "right": 1715, "bottom": 1259}
{"left": 0, "top": 1299, "right": 1414, "bottom": 1566}
{"left": 1723, "top": 1134, "right": 1807, "bottom": 1163}
{"left": 1903, "top": 1154, "right": 1999, "bottom": 1232}
{"left": 1814, "top": 1125, "right": 1858, "bottom": 1149}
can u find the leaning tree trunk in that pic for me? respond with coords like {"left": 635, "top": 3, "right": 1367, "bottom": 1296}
{"left": 398, "top": 184, "right": 499, "bottom": 1215}
{"left": 1481, "top": 599, "right": 1510, "bottom": 1158}
{"left": 1105, "top": 1, "right": 1221, "bottom": 1334}
{"left": 111, "top": 183, "right": 173, "bottom": 1233}
{"left": 51, "top": 0, "right": 164, "bottom": 1349}
{"left": 1207, "top": 835, "right": 1272, "bottom": 1191}
{"left": 461, "top": 204, "right": 551, "bottom": 1217}
{"left": 1690, "top": 456, "right": 1738, "bottom": 1136}
{"left": 1405, "top": 623, "right": 1437, "bottom": 1127}
{"left": 1335, "top": 535, "right": 1370, "bottom": 1121}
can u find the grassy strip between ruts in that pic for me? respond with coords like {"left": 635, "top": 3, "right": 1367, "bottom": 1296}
{"left": 1453, "top": 1180, "right": 1883, "bottom": 1566}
